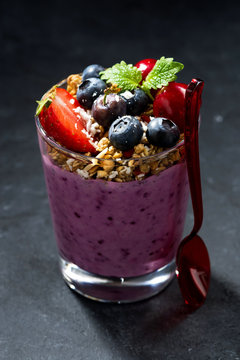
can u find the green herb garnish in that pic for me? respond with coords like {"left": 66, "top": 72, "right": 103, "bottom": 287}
{"left": 100, "top": 57, "right": 184, "bottom": 100}
{"left": 141, "top": 57, "right": 184, "bottom": 98}
{"left": 100, "top": 61, "right": 142, "bottom": 91}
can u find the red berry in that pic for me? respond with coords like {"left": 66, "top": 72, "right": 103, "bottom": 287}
{"left": 140, "top": 114, "right": 151, "bottom": 123}
{"left": 133, "top": 167, "right": 143, "bottom": 176}
{"left": 39, "top": 88, "right": 97, "bottom": 153}
{"left": 153, "top": 82, "right": 187, "bottom": 132}
{"left": 123, "top": 149, "right": 134, "bottom": 158}
{"left": 135, "top": 58, "right": 156, "bottom": 81}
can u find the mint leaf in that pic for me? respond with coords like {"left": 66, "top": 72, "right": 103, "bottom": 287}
{"left": 100, "top": 61, "right": 142, "bottom": 91}
{"left": 141, "top": 57, "right": 184, "bottom": 95}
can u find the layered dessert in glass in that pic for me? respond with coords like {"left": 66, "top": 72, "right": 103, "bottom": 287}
{"left": 35, "top": 57, "right": 190, "bottom": 302}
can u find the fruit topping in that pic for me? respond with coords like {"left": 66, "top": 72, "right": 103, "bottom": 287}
{"left": 141, "top": 114, "right": 151, "bottom": 123}
{"left": 38, "top": 88, "right": 97, "bottom": 153}
{"left": 76, "top": 77, "right": 107, "bottom": 109}
{"left": 122, "top": 148, "right": 134, "bottom": 158}
{"left": 92, "top": 93, "right": 127, "bottom": 128}
{"left": 120, "top": 88, "right": 149, "bottom": 115}
{"left": 37, "top": 56, "right": 186, "bottom": 160}
{"left": 135, "top": 58, "right": 156, "bottom": 81}
{"left": 153, "top": 82, "right": 187, "bottom": 132}
{"left": 82, "top": 64, "right": 105, "bottom": 81}
{"left": 146, "top": 117, "right": 180, "bottom": 148}
{"left": 109, "top": 116, "right": 143, "bottom": 151}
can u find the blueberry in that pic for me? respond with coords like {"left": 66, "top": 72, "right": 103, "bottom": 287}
{"left": 82, "top": 64, "right": 105, "bottom": 81}
{"left": 146, "top": 117, "right": 180, "bottom": 147}
{"left": 109, "top": 115, "right": 143, "bottom": 151}
{"left": 92, "top": 94, "right": 127, "bottom": 128}
{"left": 120, "top": 88, "right": 149, "bottom": 115}
{"left": 76, "top": 78, "right": 107, "bottom": 109}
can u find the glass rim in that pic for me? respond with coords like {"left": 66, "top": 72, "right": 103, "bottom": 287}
{"left": 35, "top": 78, "right": 185, "bottom": 163}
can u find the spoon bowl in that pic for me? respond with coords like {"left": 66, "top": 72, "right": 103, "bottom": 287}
{"left": 177, "top": 234, "right": 210, "bottom": 307}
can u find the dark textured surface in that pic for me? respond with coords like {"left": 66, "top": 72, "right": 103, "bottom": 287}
{"left": 1, "top": 1, "right": 240, "bottom": 359}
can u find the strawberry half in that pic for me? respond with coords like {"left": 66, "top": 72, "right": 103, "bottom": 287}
{"left": 39, "top": 88, "right": 97, "bottom": 153}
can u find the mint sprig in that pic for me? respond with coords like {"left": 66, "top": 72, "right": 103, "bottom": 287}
{"left": 100, "top": 57, "right": 184, "bottom": 99}
{"left": 141, "top": 57, "right": 184, "bottom": 98}
{"left": 100, "top": 61, "right": 142, "bottom": 91}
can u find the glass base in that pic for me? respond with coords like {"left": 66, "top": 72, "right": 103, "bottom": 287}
{"left": 59, "top": 256, "right": 176, "bottom": 303}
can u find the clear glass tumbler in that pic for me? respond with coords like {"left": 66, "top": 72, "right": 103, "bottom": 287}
{"left": 35, "top": 80, "right": 189, "bottom": 303}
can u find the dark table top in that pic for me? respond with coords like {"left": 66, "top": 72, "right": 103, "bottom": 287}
{"left": 1, "top": 1, "right": 240, "bottom": 359}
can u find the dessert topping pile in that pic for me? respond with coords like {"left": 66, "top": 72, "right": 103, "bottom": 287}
{"left": 36, "top": 57, "right": 187, "bottom": 181}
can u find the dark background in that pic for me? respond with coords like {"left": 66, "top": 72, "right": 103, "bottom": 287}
{"left": 1, "top": 0, "right": 240, "bottom": 359}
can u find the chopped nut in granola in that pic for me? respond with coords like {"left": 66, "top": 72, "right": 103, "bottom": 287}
{"left": 96, "top": 137, "right": 110, "bottom": 152}
{"left": 67, "top": 74, "right": 82, "bottom": 96}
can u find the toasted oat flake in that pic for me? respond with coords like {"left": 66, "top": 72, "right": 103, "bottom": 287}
{"left": 96, "top": 148, "right": 109, "bottom": 159}
{"left": 109, "top": 171, "right": 118, "bottom": 179}
{"left": 97, "top": 170, "right": 108, "bottom": 179}
{"left": 136, "top": 173, "right": 145, "bottom": 180}
{"left": 66, "top": 158, "right": 74, "bottom": 170}
{"left": 102, "top": 159, "right": 115, "bottom": 172}
{"left": 83, "top": 160, "right": 99, "bottom": 172}
{"left": 76, "top": 169, "right": 89, "bottom": 179}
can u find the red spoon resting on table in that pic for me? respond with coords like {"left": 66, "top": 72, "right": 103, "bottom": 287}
{"left": 176, "top": 79, "right": 210, "bottom": 308}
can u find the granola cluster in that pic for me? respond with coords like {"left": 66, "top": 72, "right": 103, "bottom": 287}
{"left": 45, "top": 74, "right": 185, "bottom": 182}
{"left": 67, "top": 74, "right": 82, "bottom": 96}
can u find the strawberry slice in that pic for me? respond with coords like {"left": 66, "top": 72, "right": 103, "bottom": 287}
{"left": 39, "top": 88, "right": 97, "bottom": 153}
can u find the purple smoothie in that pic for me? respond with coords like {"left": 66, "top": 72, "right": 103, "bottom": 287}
{"left": 40, "top": 144, "right": 189, "bottom": 278}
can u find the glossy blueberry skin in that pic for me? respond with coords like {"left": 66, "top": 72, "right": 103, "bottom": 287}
{"left": 76, "top": 78, "right": 107, "bottom": 109}
{"left": 82, "top": 64, "right": 105, "bottom": 81}
{"left": 109, "top": 115, "right": 144, "bottom": 151}
{"left": 146, "top": 117, "right": 180, "bottom": 148}
{"left": 121, "top": 88, "right": 149, "bottom": 115}
{"left": 92, "top": 94, "right": 127, "bottom": 128}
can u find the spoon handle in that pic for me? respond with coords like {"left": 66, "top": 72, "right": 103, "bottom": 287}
{"left": 185, "top": 79, "right": 204, "bottom": 236}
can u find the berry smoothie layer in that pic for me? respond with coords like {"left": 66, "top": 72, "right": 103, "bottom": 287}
{"left": 41, "top": 149, "right": 189, "bottom": 277}
{"left": 36, "top": 57, "right": 190, "bottom": 278}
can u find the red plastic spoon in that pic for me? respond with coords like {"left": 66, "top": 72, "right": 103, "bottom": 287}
{"left": 176, "top": 78, "right": 211, "bottom": 308}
